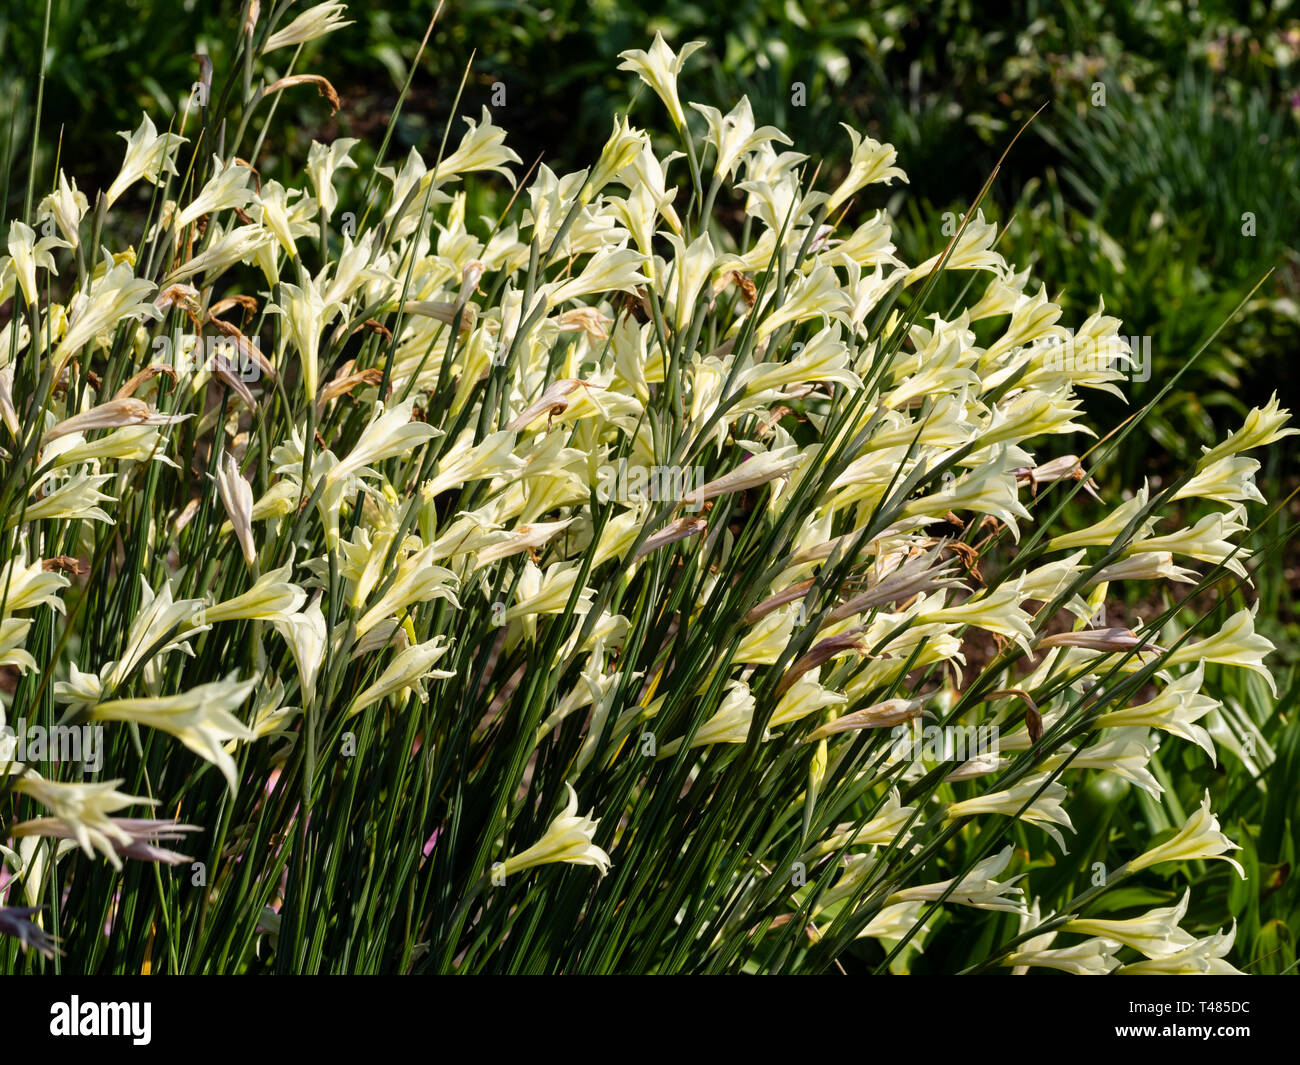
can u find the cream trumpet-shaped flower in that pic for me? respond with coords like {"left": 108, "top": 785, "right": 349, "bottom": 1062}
{"left": 499, "top": 783, "right": 611, "bottom": 878}
{"left": 90, "top": 576, "right": 209, "bottom": 695}
{"left": 1119, "top": 923, "right": 1243, "bottom": 974}
{"left": 813, "top": 789, "right": 916, "bottom": 855}
{"left": 665, "top": 231, "right": 717, "bottom": 332}
{"left": 541, "top": 247, "right": 650, "bottom": 309}
{"left": 104, "top": 115, "right": 187, "bottom": 209}
{"left": 689, "top": 97, "right": 791, "bottom": 182}
{"left": 348, "top": 636, "right": 454, "bottom": 716}
{"left": 917, "top": 581, "right": 1035, "bottom": 647}
{"left": 1124, "top": 507, "right": 1248, "bottom": 578}
{"left": 216, "top": 451, "right": 256, "bottom": 565}
{"left": 38, "top": 171, "right": 89, "bottom": 247}
{"left": 274, "top": 597, "right": 327, "bottom": 707}
{"left": 307, "top": 138, "right": 358, "bottom": 221}
{"left": 261, "top": 2, "right": 353, "bottom": 52}
{"left": 617, "top": 33, "right": 705, "bottom": 131}
{"left": 202, "top": 563, "right": 306, "bottom": 625}
{"left": 268, "top": 274, "right": 335, "bottom": 399}
{"left": 0, "top": 362, "right": 18, "bottom": 437}
{"left": 18, "top": 473, "right": 115, "bottom": 526}
{"left": 657, "top": 680, "right": 759, "bottom": 757}
{"left": 1173, "top": 454, "right": 1265, "bottom": 506}
{"left": 1064, "top": 889, "right": 1196, "bottom": 958}
{"left": 254, "top": 180, "right": 308, "bottom": 260}
{"left": 43, "top": 398, "right": 190, "bottom": 445}
{"left": 174, "top": 157, "right": 255, "bottom": 230}
{"left": 503, "top": 560, "right": 593, "bottom": 623}
{"left": 904, "top": 460, "right": 1031, "bottom": 542}
{"left": 1127, "top": 790, "right": 1244, "bottom": 877}
{"left": 1162, "top": 607, "right": 1276, "bottom": 696}
{"left": 1093, "top": 663, "right": 1219, "bottom": 762}
{"left": 437, "top": 108, "right": 522, "bottom": 186}
{"left": 738, "top": 324, "right": 861, "bottom": 397}
{"left": 1004, "top": 937, "right": 1122, "bottom": 975}
{"left": 4, "top": 221, "right": 70, "bottom": 307}
{"left": 754, "top": 261, "right": 854, "bottom": 339}
{"left": 469, "top": 519, "right": 576, "bottom": 567}
{"left": 696, "top": 443, "right": 804, "bottom": 502}
{"left": 769, "top": 669, "right": 848, "bottom": 728}
{"left": 891, "top": 845, "right": 1027, "bottom": 913}
{"left": 1046, "top": 728, "right": 1162, "bottom": 796}
{"left": 10, "top": 778, "right": 154, "bottom": 866}
{"left": 87, "top": 676, "right": 259, "bottom": 793}
{"left": 903, "top": 211, "right": 1005, "bottom": 286}
{"left": 46, "top": 425, "right": 174, "bottom": 469}
{"left": 825, "top": 125, "right": 907, "bottom": 214}
{"left": 1046, "top": 483, "right": 1154, "bottom": 551}
{"left": 326, "top": 398, "right": 441, "bottom": 488}
{"left": 946, "top": 775, "right": 1074, "bottom": 850}
{"left": 1197, "top": 393, "right": 1296, "bottom": 466}
{"left": 421, "top": 429, "right": 521, "bottom": 500}
{"left": 167, "top": 223, "right": 274, "bottom": 285}
{"left": 0, "top": 550, "right": 70, "bottom": 614}
{"left": 53, "top": 262, "right": 162, "bottom": 376}
{"left": 0, "top": 618, "right": 37, "bottom": 672}
{"left": 1088, "top": 551, "right": 1196, "bottom": 585}
{"left": 354, "top": 544, "right": 458, "bottom": 637}
{"left": 587, "top": 115, "right": 648, "bottom": 198}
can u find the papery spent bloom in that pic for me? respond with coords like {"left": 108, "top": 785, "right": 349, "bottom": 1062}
{"left": 261, "top": 1, "right": 353, "bottom": 53}
{"left": 216, "top": 451, "right": 257, "bottom": 566}
{"left": 11, "top": 817, "right": 201, "bottom": 868}
{"left": 43, "top": 397, "right": 191, "bottom": 444}
{"left": 499, "top": 783, "right": 611, "bottom": 878}
{"left": 0, "top": 906, "right": 60, "bottom": 958}
{"left": 617, "top": 33, "right": 705, "bottom": 132}
{"left": 103, "top": 114, "right": 187, "bottom": 209}
{"left": 87, "top": 676, "right": 259, "bottom": 792}
{"left": 1127, "top": 790, "right": 1244, "bottom": 877}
